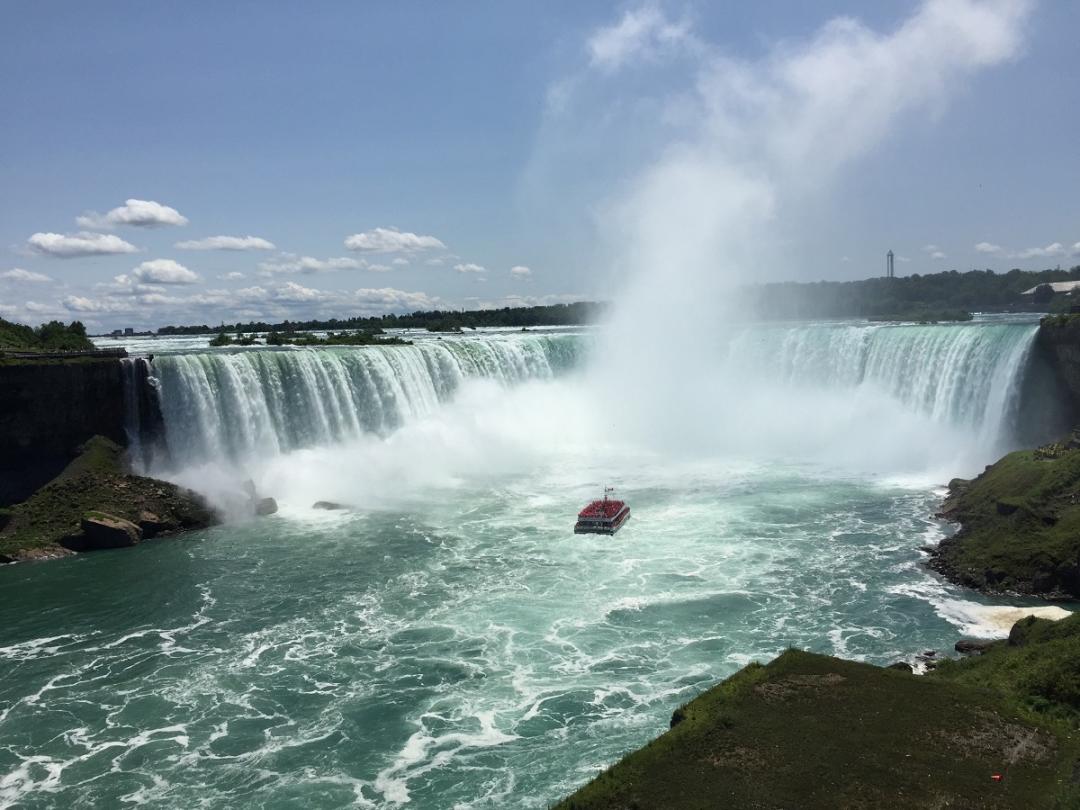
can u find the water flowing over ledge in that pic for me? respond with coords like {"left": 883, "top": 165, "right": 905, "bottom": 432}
{"left": 725, "top": 319, "right": 1041, "bottom": 446}
{"left": 150, "top": 333, "right": 586, "bottom": 467}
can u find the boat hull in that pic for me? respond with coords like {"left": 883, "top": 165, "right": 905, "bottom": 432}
{"left": 574, "top": 507, "right": 631, "bottom": 535}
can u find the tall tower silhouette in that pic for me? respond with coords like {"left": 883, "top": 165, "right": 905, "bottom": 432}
{"left": 886, "top": 249, "right": 895, "bottom": 279}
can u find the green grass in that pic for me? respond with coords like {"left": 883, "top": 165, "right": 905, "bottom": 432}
{"left": 556, "top": 645, "right": 1080, "bottom": 809}
{"left": 931, "top": 445, "right": 1080, "bottom": 598}
{"left": 933, "top": 614, "right": 1080, "bottom": 726}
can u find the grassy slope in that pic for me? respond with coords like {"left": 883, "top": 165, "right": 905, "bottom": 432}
{"left": 556, "top": 625, "right": 1080, "bottom": 810}
{"left": 0, "top": 436, "right": 215, "bottom": 559}
{"left": 931, "top": 443, "right": 1080, "bottom": 598}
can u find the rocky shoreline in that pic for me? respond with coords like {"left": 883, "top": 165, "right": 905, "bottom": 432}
{"left": 928, "top": 432, "right": 1080, "bottom": 601}
{"left": 0, "top": 436, "right": 218, "bottom": 563}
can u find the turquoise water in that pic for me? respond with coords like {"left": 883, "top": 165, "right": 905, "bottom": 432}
{"left": 0, "top": 319, "right": 1059, "bottom": 808}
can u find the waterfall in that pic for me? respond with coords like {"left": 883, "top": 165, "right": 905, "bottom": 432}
{"left": 724, "top": 319, "right": 1040, "bottom": 446}
{"left": 120, "top": 357, "right": 167, "bottom": 471}
{"left": 149, "top": 333, "right": 586, "bottom": 467}
{"left": 132, "top": 321, "right": 1046, "bottom": 473}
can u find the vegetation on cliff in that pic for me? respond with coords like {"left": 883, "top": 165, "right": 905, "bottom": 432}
{"left": 0, "top": 436, "right": 216, "bottom": 562}
{"left": 0, "top": 316, "right": 94, "bottom": 353}
{"left": 557, "top": 616, "right": 1080, "bottom": 809}
{"left": 930, "top": 435, "right": 1080, "bottom": 599}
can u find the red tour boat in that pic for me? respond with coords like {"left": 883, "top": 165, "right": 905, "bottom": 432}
{"left": 574, "top": 487, "right": 630, "bottom": 535}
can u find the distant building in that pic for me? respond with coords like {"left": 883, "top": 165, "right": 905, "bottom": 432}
{"left": 1020, "top": 280, "right": 1080, "bottom": 295}
{"left": 123, "top": 327, "right": 134, "bottom": 336}
{"left": 110, "top": 329, "right": 122, "bottom": 336}
{"left": 886, "top": 250, "right": 894, "bottom": 279}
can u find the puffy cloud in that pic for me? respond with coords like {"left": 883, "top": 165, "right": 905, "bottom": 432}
{"left": 1, "top": 268, "right": 52, "bottom": 283}
{"left": 258, "top": 255, "right": 366, "bottom": 275}
{"left": 175, "top": 235, "right": 275, "bottom": 251}
{"left": 922, "top": 244, "right": 946, "bottom": 260}
{"left": 510, "top": 265, "right": 532, "bottom": 277}
{"left": 454, "top": 263, "right": 486, "bottom": 274}
{"left": 975, "top": 241, "right": 1003, "bottom": 254}
{"left": 28, "top": 231, "right": 139, "bottom": 258}
{"left": 76, "top": 199, "right": 188, "bottom": 228}
{"left": 1015, "top": 242, "right": 1066, "bottom": 259}
{"left": 367, "top": 263, "right": 392, "bottom": 273}
{"left": 132, "top": 259, "right": 200, "bottom": 285}
{"left": 392, "top": 257, "right": 409, "bottom": 266}
{"left": 587, "top": 6, "right": 694, "bottom": 72}
{"left": 63, "top": 295, "right": 132, "bottom": 314}
{"left": 344, "top": 226, "right": 446, "bottom": 253}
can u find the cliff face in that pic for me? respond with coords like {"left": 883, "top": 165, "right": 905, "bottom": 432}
{"left": 0, "top": 359, "right": 127, "bottom": 504}
{"left": 1036, "top": 315, "right": 1080, "bottom": 424}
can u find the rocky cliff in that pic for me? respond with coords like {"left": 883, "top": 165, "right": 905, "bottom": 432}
{"left": 0, "top": 358, "right": 127, "bottom": 505}
{"left": 1035, "top": 314, "right": 1080, "bottom": 425}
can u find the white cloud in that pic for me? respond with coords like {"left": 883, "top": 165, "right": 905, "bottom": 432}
{"left": 510, "top": 265, "right": 532, "bottom": 277}
{"left": 922, "top": 244, "right": 946, "bottom": 260}
{"left": 344, "top": 227, "right": 446, "bottom": 253}
{"left": 367, "top": 263, "right": 392, "bottom": 273}
{"left": 1, "top": 268, "right": 52, "bottom": 283}
{"left": 1073, "top": 242, "right": 1080, "bottom": 256}
{"left": 258, "top": 255, "right": 366, "bottom": 275}
{"left": 28, "top": 231, "right": 139, "bottom": 258}
{"left": 221, "top": 272, "right": 246, "bottom": 280}
{"left": 132, "top": 259, "right": 200, "bottom": 285}
{"left": 175, "top": 235, "right": 275, "bottom": 251}
{"left": 392, "top": 257, "right": 409, "bottom": 266}
{"left": 63, "top": 295, "right": 131, "bottom": 314}
{"left": 454, "top": 263, "right": 486, "bottom": 274}
{"left": 587, "top": 6, "right": 694, "bottom": 72}
{"left": 975, "top": 241, "right": 1003, "bottom": 254}
{"left": 930, "top": 251, "right": 946, "bottom": 260}
{"left": 1015, "top": 242, "right": 1066, "bottom": 259}
{"left": 896, "top": 255, "right": 911, "bottom": 263}
{"left": 76, "top": 199, "right": 188, "bottom": 229}
{"left": 425, "top": 257, "right": 445, "bottom": 266}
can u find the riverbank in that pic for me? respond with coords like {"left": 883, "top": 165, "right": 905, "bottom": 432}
{"left": 929, "top": 433, "right": 1080, "bottom": 600}
{"left": 556, "top": 613, "right": 1080, "bottom": 809}
{"left": 0, "top": 436, "right": 217, "bottom": 562}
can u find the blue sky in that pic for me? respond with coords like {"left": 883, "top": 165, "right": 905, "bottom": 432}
{"left": 0, "top": 1, "right": 1077, "bottom": 331}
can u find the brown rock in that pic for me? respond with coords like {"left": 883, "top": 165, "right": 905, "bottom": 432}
{"left": 255, "top": 497, "right": 278, "bottom": 516}
{"left": 80, "top": 513, "right": 142, "bottom": 549}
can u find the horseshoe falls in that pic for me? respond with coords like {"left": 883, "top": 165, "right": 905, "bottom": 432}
{"left": 0, "top": 318, "right": 1061, "bottom": 809}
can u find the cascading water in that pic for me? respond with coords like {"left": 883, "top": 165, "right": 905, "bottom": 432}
{"left": 723, "top": 319, "right": 1041, "bottom": 449}
{"left": 149, "top": 333, "right": 586, "bottom": 468}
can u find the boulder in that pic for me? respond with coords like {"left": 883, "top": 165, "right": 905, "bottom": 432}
{"left": 80, "top": 513, "right": 141, "bottom": 549}
{"left": 313, "top": 501, "right": 346, "bottom": 511}
{"left": 955, "top": 639, "right": 994, "bottom": 656}
{"left": 886, "top": 662, "right": 913, "bottom": 673}
{"left": 137, "top": 510, "right": 170, "bottom": 538}
{"left": 255, "top": 497, "right": 278, "bottom": 516}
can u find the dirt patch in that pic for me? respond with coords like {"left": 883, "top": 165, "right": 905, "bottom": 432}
{"left": 754, "top": 672, "right": 847, "bottom": 702}
{"left": 932, "top": 711, "right": 1056, "bottom": 764}
{"left": 704, "top": 745, "right": 769, "bottom": 771}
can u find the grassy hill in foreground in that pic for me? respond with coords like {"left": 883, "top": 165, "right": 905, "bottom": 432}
{"left": 556, "top": 615, "right": 1080, "bottom": 809}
